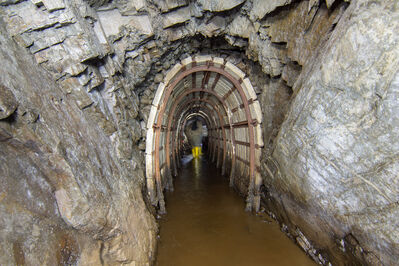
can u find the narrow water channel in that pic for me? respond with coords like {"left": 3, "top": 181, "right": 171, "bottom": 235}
{"left": 156, "top": 155, "right": 315, "bottom": 266}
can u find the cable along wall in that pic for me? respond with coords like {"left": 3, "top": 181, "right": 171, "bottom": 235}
{"left": 145, "top": 56, "right": 264, "bottom": 214}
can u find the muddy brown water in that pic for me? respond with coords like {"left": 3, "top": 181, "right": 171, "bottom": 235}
{"left": 156, "top": 156, "right": 316, "bottom": 266}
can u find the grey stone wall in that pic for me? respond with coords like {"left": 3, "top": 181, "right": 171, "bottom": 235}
{"left": 265, "top": 0, "right": 399, "bottom": 264}
{"left": 0, "top": 0, "right": 397, "bottom": 265}
{"left": 0, "top": 7, "right": 156, "bottom": 266}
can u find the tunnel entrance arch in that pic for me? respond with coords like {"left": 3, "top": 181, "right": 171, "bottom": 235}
{"left": 145, "top": 56, "right": 264, "bottom": 213}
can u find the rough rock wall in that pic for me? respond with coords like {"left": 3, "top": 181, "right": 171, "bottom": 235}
{"left": 264, "top": 0, "right": 399, "bottom": 265}
{"left": 0, "top": 2, "right": 157, "bottom": 265}
{"left": 0, "top": 0, "right": 397, "bottom": 265}
{"left": 0, "top": 0, "right": 348, "bottom": 264}
{"left": 1, "top": 0, "right": 344, "bottom": 161}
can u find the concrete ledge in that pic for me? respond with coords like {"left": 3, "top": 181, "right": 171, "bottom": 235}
{"left": 226, "top": 61, "right": 245, "bottom": 80}
{"left": 164, "top": 62, "right": 182, "bottom": 85}
{"left": 153, "top": 82, "right": 165, "bottom": 107}
{"left": 243, "top": 78, "right": 257, "bottom": 100}
{"left": 195, "top": 55, "right": 212, "bottom": 64}
{"left": 146, "top": 106, "right": 158, "bottom": 129}
{"left": 145, "top": 154, "right": 154, "bottom": 191}
{"left": 213, "top": 57, "right": 224, "bottom": 67}
{"left": 145, "top": 129, "right": 154, "bottom": 153}
{"left": 255, "top": 124, "right": 264, "bottom": 147}
{"left": 250, "top": 101, "right": 263, "bottom": 124}
{"left": 255, "top": 149, "right": 261, "bottom": 161}
{"left": 181, "top": 56, "right": 193, "bottom": 67}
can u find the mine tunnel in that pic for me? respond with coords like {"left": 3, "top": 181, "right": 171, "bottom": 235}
{"left": 145, "top": 56, "right": 264, "bottom": 215}
{"left": 0, "top": 0, "right": 398, "bottom": 265}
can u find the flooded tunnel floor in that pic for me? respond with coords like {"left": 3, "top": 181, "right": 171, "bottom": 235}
{"left": 156, "top": 155, "right": 315, "bottom": 266}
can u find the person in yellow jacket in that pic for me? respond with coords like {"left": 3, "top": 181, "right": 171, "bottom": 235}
{"left": 184, "top": 120, "right": 203, "bottom": 158}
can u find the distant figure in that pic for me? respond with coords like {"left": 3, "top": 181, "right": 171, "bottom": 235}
{"left": 184, "top": 120, "right": 203, "bottom": 158}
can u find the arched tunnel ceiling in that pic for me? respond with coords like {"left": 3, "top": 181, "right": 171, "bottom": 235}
{"left": 146, "top": 56, "right": 264, "bottom": 213}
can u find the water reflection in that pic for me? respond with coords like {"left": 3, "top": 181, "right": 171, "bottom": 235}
{"left": 156, "top": 155, "right": 315, "bottom": 266}
{"left": 192, "top": 157, "right": 201, "bottom": 189}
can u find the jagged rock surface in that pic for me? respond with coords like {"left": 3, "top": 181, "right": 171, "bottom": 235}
{"left": 269, "top": 1, "right": 399, "bottom": 264}
{"left": 1, "top": 0, "right": 398, "bottom": 265}
{"left": 0, "top": 1, "right": 156, "bottom": 265}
